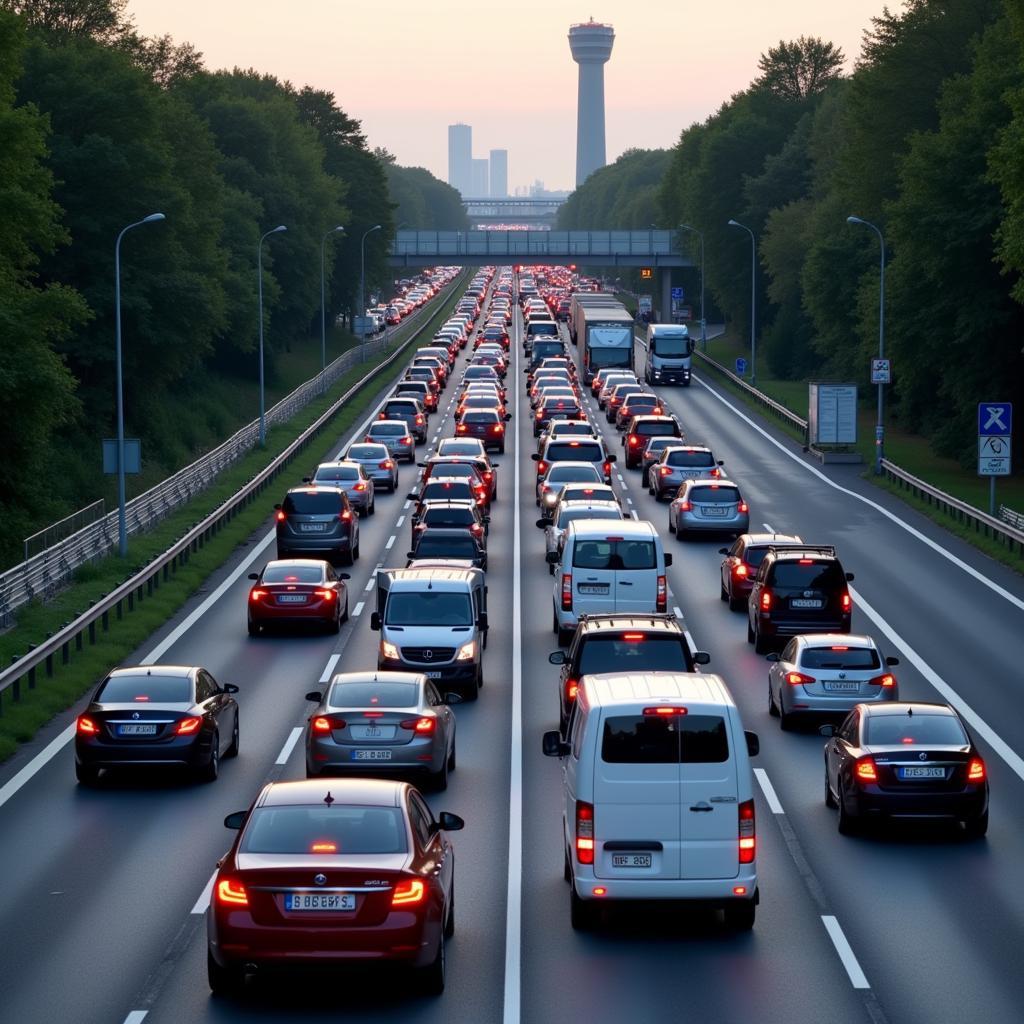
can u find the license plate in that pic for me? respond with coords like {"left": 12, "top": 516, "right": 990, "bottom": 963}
{"left": 277, "top": 594, "right": 308, "bottom": 603}
{"left": 612, "top": 853, "right": 652, "bottom": 868}
{"left": 284, "top": 893, "right": 356, "bottom": 912}
{"left": 349, "top": 725, "right": 396, "bottom": 740}
{"left": 117, "top": 724, "right": 157, "bottom": 736}
{"left": 353, "top": 749, "right": 392, "bottom": 760}
{"left": 424, "top": 671, "right": 442, "bottom": 678}
{"left": 299, "top": 523, "right": 327, "bottom": 533}
{"left": 823, "top": 681, "right": 860, "bottom": 692}
{"left": 578, "top": 584, "right": 609, "bottom": 594}
{"left": 701, "top": 506, "right": 729, "bottom": 516}
{"left": 791, "top": 598, "right": 823, "bottom": 609}
{"left": 899, "top": 766, "right": 945, "bottom": 779}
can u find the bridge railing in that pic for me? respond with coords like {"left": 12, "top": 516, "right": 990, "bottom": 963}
{"left": 392, "top": 229, "right": 682, "bottom": 261}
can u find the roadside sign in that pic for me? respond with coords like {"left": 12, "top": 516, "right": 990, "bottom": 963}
{"left": 671, "top": 286, "right": 684, "bottom": 301}
{"left": 978, "top": 402, "right": 1012, "bottom": 436}
{"left": 102, "top": 439, "right": 141, "bottom": 475}
{"left": 638, "top": 295, "right": 652, "bottom": 317}
{"left": 640, "top": 267, "right": 653, "bottom": 280}
{"left": 978, "top": 402, "right": 1011, "bottom": 477}
{"left": 978, "top": 436, "right": 1011, "bottom": 476}
{"left": 735, "top": 357, "right": 747, "bottom": 377}
{"left": 870, "top": 358, "right": 891, "bottom": 384}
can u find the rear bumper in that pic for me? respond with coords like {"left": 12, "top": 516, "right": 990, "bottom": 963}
{"left": 759, "top": 614, "right": 851, "bottom": 638}
{"left": 676, "top": 513, "right": 750, "bottom": 533}
{"left": 276, "top": 535, "right": 353, "bottom": 557}
{"left": 782, "top": 688, "right": 897, "bottom": 715}
{"left": 75, "top": 734, "right": 210, "bottom": 769}
{"left": 307, "top": 736, "right": 443, "bottom": 775}
{"left": 847, "top": 784, "right": 988, "bottom": 821}
{"left": 573, "top": 868, "right": 758, "bottom": 905}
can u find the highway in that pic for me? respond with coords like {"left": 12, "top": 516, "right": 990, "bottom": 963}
{"left": 1, "top": 268, "right": 1023, "bottom": 1024}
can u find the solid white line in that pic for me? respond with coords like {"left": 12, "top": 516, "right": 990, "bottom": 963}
{"left": 352, "top": 600, "right": 365, "bottom": 617}
{"left": 695, "top": 375, "right": 1024, "bottom": 614}
{"left": 0, "top": 724, "right": 75, "bottom": 812}
{"left": 850, "top": 585, "right": 1024, "bottom": 785}
{"left": 762, "top": 522, "right": 775, "bottom": 532}
{"left": 275, "top": 726, "right": 303, "bottom": 766}
{"left": 122, "top": 1013, "right": 148, "bottom": 1024}
{"left": 821, "top": 915, "right": 871, "bottom": 989}
{"left": 319, "top": 654, "right": 340, "bottom": 683}
{"left": 396, "top": 515, "right": 406, "bottom": 528}
{"left": 191, "top": 870, "right": 217, "bottom": 914}
{"left": 385, "top": 535, "right": 396, "bottom": 550}
{"left": 753, "top": 768, "right": 785, "bottom": 814}
{"left": 503, "top": 287, "right": 523, "bottom": 1024}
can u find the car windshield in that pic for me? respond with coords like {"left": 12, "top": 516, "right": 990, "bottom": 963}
{"left": 240, "top": 806, "right": 408, "bottom": 855}
{"left": 652, "top": 334, "right": 691, "bottom": 356}
{"left": 346, "top": 445, "right": 385, "bottom": 460}
{"left": 801, "top": 646, "right": 881, "bottom": 670}
{"left": 314, "top": 466, "right": 359, "bottom": 482}
{"left": 263, "top": 565, "right": 323, "bottom": 583}
{"left": 98, "top": 673, "right": 192, "bottom": 703}
{"left": 668, "top": 451, "right": 715, "bottom": 467}
{"left": 572, "top": 539, "right": 656, "bottom": 570}
{"left": 557, "top": 507, "right": 620, "bottom": 528}
{"left": 579, "top": 635, "right": 692, "bottom": 674}
{"left": 771, "top": 561, "right": 845, "bottom": 589}
{"left": 689, "top": 486, "right": 739, "bottom": 503}
{"left": 601, "top": 715, "right": 729, "bottom": 764}
{"left": 386, "top": 591, "right": 473, "bottom": 626}
{"left": 328, "top": 681, "right": 418, "bottom": 708}
{"left": 864, "top": 714, "right": 968, "bottom": 747}
{"left": 283, "top": 492, "right": 341, "bottom": 514}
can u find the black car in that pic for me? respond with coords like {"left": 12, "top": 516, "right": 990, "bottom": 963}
{"left": 622, "top": 415, "right": 684, "bottom": 469}
{"left": 407, "top": 527, "right": 487, "bottom": 570}
{"left": 822, "top": 702, "right": 988, "bottom": 837}
{"left": 275, "top": 486, "right": 360, "bottom": 566}
{"left": 74, "top": 665, "right": 239, "bottom": 784}
{"left": 747, "top": 545, "right": 853, "bottom": 653}
{"left": 547, "top": 614, "right": 710, "bottom": 732}
{"left": 411, "top": 500, "right": 489, "bottom": 542}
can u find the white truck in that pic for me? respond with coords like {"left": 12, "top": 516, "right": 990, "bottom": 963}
{"left": 640, "top": 323, "right": 694, "bottom": 387}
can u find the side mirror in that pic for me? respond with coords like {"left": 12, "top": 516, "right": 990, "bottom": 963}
{"left": 302, "top": 476, "right": 312, "bottom": 484}
{"left": 542, "top": 730, "right": 571, "bottom": 757}
{"left": 545, "top": 551, "right": 559, "bottom": 564}
{"left": 536, "top": 519, "right": 548, "bottom": 529}
{"left": 548, "top": 651, "right": 566, "bottom": 665}
{"left": 886, "top": 655, "right": 900, "bottom": 667}
{"left": 505, "top": 413, "right": 512, "bottom": 421}
{"left": 718, "top": 547, "right": 729, "bottom": 556}
{"left": 273, "top": 503, "right": 282, "bottom": 511}
{"left": 407, "top": 492, "right": 420, "bottom": 500}
{"left": 223, "top": 683, "right": 240, "bottom": 694}
{"left": 693, "top": 651, "right": 711, "bottom": 666}
{"left": 437, "top": 811, "right": 465, "bottom": 832}
{"left": 531, "top": 453, "right": 540, "bottom": 462}
{"left": 477, "top": 613, "right": 489, "bottom": 631}
{"left": 224, "top": 811, "right": 247, "bottom": 830}
{"left": 339, "top": 573, "right": 351, "bottom": 580}
{"left": 406, "top": 551, "right": 416, "bottom": 560}
{"left": 443, "top": 693, "right": 464, "bottom": 705}
{"left": 305, "top": 690, "right": 324, "bottom": 702}
{"left": 370, "top": 611, "right": 381, "bottom": 631}
{"left": 765, "top": 652, "right": 780, "bottom": 662}
{"left": 248, "top": 573, "right": 259, "bottom": 581}
{"left": 717, "top": 460, "right": 725, "bottom": 466}
{"left": 819, "top": 724, "right": 837, "bottom": 738}
{"left": 664, "top": 553, "right": 673, "bottom": 567}
{"left": 606, "top": 453, "right": 617, "bottom": 463}
{"left": 745, "top": 731, "right": 760, "bottom": 757}
{"left": 845, "top": 572, "right": 855, "bottom": 582}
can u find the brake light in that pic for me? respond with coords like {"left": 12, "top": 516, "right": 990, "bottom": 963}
{"left": 841, "top": 592, "right": 852, "bottom": 612}
{"left": 275, "top": 510, "right": 286, "bottom": 522}
{"left": 353, "top": 483, "right": 366, "bottom": 491}
{"left": 416, "top": 415, "right": 424, "bottom": 425}
{"left": 378, "top": 412, "right": 387, "bottom": 419}
{"left": 732, "top": 564, "right": 749, "bottom": 578}
{"left": 400, "top": 437, "right": 412, "bottom": 445}
{"left": 603, "top": 461, "right": 612, "bottom": 476}
{"left": 660, "top": 467, "right": 671, "bottom": 476}
{"left": 536, "top": 410, "right": 543, "bottom": 418}
{"left": 391, "top": 879, "right": 427, "bottom": 906}
{"left": 249, "top": 588, "right": 267, "bottom": 601}
{"left": 628, "top": 435, "right": 640, "bottom": 446}
{"left": 967, "top": 758, "right": 986, "bottom": 782}
{"left": 643, "top": 706, "right": 687, "bottom": 716}
{"left": 216, "top": 878, "right": 249, "bottom": 907}
{"left": 76, "top": 715, "right": 99, "bottom": 735}
{"left": 622, "top": 633, "right": 645, "bottom": 641}
{"left": 340, "top": 510, "right": 352, "bottom": 522}
{"left": 176, "top": 716, "right": 202, "bottom": 735}
{"left": 310, "top": 841, "right": 337, "bottom": 853}
{"left": 565, "top": 678, "right": 579, "bottom": 702}
{"left": 710, "top": 467, "right": 721, "bottom": 478}
{"left": 312, "top": 716, "right": 342, "bottom": 733}
{"left": 738, "top": 799, "right": 756, "bottom": 863}
{"left": 575, "top": 801, "right": 594, "bottom": 864}
{"left": 760, "top": 590, "right": 772, "bottom": 611}
{"left": 869, "top": 673, "right": 896, "bottom": 688}
{"left": 314, "top": 588, "right": 336, "bottom": 601}
{"left": 561, "top": 573, "right": 573, "bottom": 611}
{"left": 492, "top": 424, "right": 504, "bottom": 433}
{"left": 798, "top": 558, "right": 814, "bottom": 564}
{"left": 536, "top": 460, "right": 548, "bottom": 476}
{"left": 677, "top": 500, "right": 692, "bottom": 512}
{"left": 378, "top": 460, "right": 393, "bottom": 470}
{"left": 855, "top": 758, "right": 878, "bottom": 782}
{"left": 656, "top": 574, "right": 667, "bottom": 613}
{"left": 400, "top": 717, "right": 436, "bottom": 734}
{"left": 457, "top": 424, "right": 467, "bottom": 433}
{"left": 786, "top": 671, "right": 815, "bottom": 686}
{"left": 738, "top": 501, "right": 749, "bottom": 513}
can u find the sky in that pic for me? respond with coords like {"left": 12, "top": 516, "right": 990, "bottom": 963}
{"left": 127, "top": 0, "right": 892, "bottom": 193}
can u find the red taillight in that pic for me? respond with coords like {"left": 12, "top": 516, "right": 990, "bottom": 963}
{"left": 628, "top": 435, "right": 640, "bottom": 447}
{"left": 603, "top": 461, "right": 612, "bottom": 476}
{"left": 353, "top": 483, "right": 367, "bottom": 492}
{"left": 310, "top": 841, "right": 337, "bottom": 853}
{"left": 760, "top": 590, "right": 772, "bottom": 611}
{"left": 400, "top": 437, "right": 412, "bottom": 445}
{"left": 869, "top": 673, "right": 896, "bottom": 688}
{"left": 378, "top": 412, "right": 387, "bottom": 419}
{"left": 275, "top": 510, "right": 286, "bottom": 522}
{"left": 471, "top": 523, "right": 483, "bottom": 535}
{"left": 536, "top": 460, "right": 548, "bottom": 476}
{"left": 660, "top": 466, "right": 671, "bottom": 476}
{"left": 855, "top": 757, "right": 878, "bottom": 782}
{"left": 786, "top": 671, "right": 815, "bottom": 686}
{"left": 678, "top": 500, "right": 692, "bottom": 512}
{"left": 340, "top": 510, "right": 352, "bottom": 521}
{"left": 400, "top": 716, "right": 436, "bottom": 734}
{"left": 249, "top": 588, "right": 267, "bottom": 601}
{"left": 492, "top": 424, "right": 504, "bottom": 433}
{"left": 643, "top": 706, "right": 687, "bottom": 716}
{"left": 710, "top": 467, "right": 721, "bottom": 478}
{"left": 536, "top": 410, "right": 543, "bottom": 418}
{"left": 622, "top": 633, "right": 645, "bottom": 641}
{"left": 561, "top": 573, "right": 573, "bottom": 611}
{"left": 314, "top": 588, "right": 336, "bottom": 601}
{"left": 733, "top": 564, "right": 749, "bottom": 578}
{"left": 738, "top": 799, "right": 756, "bottom": 863}
{"left": 656, "top": 574, "right": 667, "bottom": 613}
{"left": 379, "top": 460, "right": 394, "bottom": 469}
{"left": 841, "top": 592, "right": 852, "bottom": 612}
{"left": 176, "top": 716, "right": 202, "bottom": 735}
{"left": 76, "top": 715, "right": 99, "bottom": 735}
{"left": 738, "top": 501, "right": 749, "bottom": 513}
{"left": 967, "top": 758, "right": 986, "bottom": 782}
{"left": 457, "top": 424, "right": 467, "bottom": 433}
{"left": 565, "top": 678, "right": 579, "bottom": 702}
{"left": 576, "top": 801, "right": 594, "bottom": 864}
{"left": 392, "top": 879, "right": 427, "bottom": 906}
{"left": 416, "top": 415, "right": 424, "bottom": 425}
{"left": 312, "top": 716, "right": 343, "bottom": 733}
{"left": 216, "top": 878, "right": 249, "bottom": 907}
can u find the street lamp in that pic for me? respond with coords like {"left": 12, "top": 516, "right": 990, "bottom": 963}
{"left": 679, "top": 224, "right": 706, "bottom": 351}
{"left": 257, "top": 224, "right": 287, "bottom": 447}
{"left": 114, "top": 211, "right": 165, "bottom": 558}
{"left": 320, "top": 224, "right": 345, "bottom": 374}
{"left": 727, "top": 219, "right": 757, "bottom": 384}
{"left": 847, "top": 215, "right": 886, "bottom": 475}
{"left": 359, "top": 224, "right": 382, "bottom": 357}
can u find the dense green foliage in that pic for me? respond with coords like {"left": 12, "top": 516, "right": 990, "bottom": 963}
{"left": 377, "top": 150, "right": 470, "bottom": 231}
{"left": 556, "top": 148, "right": 670, "bottom": 231}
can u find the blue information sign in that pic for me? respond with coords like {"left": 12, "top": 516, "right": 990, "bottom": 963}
{"left": 671, "top": 287, "right": 684, "bottom": 301}
{"left": 978, "top": 403, "right": 1012, "bottom": 436}
{"left": 735, "top": 358, "right": 747, "bottom": 377}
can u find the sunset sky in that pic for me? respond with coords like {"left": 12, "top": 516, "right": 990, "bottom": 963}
{"left": 128, "top": 0, "right": 891, "bottom": 192}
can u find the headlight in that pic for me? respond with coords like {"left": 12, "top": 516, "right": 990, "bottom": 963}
{"left": 543, "top": 492, "right": 558, "bottom": 506}
{"left": 456, "top": 640, "right": 477, "bottom": 661}
{"left": 381, "top": 641, "right": 400, "bottom": 660}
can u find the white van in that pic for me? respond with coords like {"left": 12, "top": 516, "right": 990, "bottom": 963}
{"left": 543, "top": 672, "right": 759, "bottom": 930}
{"left": 549, "top": 519, "right": 671, "bottom": 646}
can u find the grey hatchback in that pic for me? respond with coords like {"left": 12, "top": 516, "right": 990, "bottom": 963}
{"left": 309, "top": 461, "right": 375, "bottom": 516}
{"left": 275, "top": 486, "right": 360, "bottom": 566}
{"left": 343, "top": 442, "right": 399, "bottom": 492}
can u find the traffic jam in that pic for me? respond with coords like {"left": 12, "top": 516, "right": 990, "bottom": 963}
{"left": 72, "top": 264, "right": 990, "bottom": 999}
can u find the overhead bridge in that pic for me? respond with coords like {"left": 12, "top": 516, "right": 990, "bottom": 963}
{"left": 462, "top": 196, "right": 567, "bottom": 226}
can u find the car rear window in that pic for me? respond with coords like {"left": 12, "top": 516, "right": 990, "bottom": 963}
{"left": 636, "top": 422, "right": 679, "bottom": 437}
{"left": 370, "top": 423, "right": 406, "bottom": 436}
{"left": 556, "top": 506, "right": 620, "bottom": 528}
{"left": 532, "top": 341, "right": 565, "bottom": 359}
{"left": 438, "top": 440, "right": 484, "bottom": 455}
{"left": 386, "top": 591, "right": 472, "bottom": 626}
{"left": 464, "top": 411, "right": 499, "bottom": 424}
{"left": 240, "top": 806, "right": 408, "bottom": 855}
{"left": 263, "top": 565, "right": 323, "bottom": 583}
{"left": 314, "top": 466, "right": 359, "bottom": 482}
{"left": 579, "top": 636, "right": 691, "bottom": 674}
{"left": 429, "top": 464, "right": 474, "bottom": 480}
{"left": 864, "top": 713, "right": 967, "bottom": 747}
{"left": 328, "top": 680, "right": 418, "bottom": 708}
{"left": 98, "top": 673, "right": 192, "bottom": 703}
{"left": 601, "top": 715, "right": 729, "bottom": 764}
{"left": 422, "top": 481, "right": 473, "bottom": 499}
{"left": 689, "top": 486, "right": 739, "bottom": 503}
{"left": 385, "top": 402, "right": 417, "bottom": 415}
{"left": 770, "top": 561, "right": 845, "bottom": 589}
{"left": 346, "top": 444, "right": 385, "bottom": 460}
{"left": 528, "top": 323, "right": 560, "bottom": 336}
{"left": 416, "top": 534, "right": 478, "bottom": 557}
{"left": 547, "top": 443, "right": 603, "bottom": 462}
{"left": 283, "top": 491, "right": 343, "bottom": 514}
{"left": 572, "top": 539, "right": 656, "bottom": 570}
{"left": 801, "top": 646, "right": 881, "bottom": 670}
{"left": 547, "top": 465, "right": 602, "bottom": 483}
{"left": 424, "top": 507, "right": 474, "bottom": 526}
{"left": 667, "top": 451, "right": 714, "bottom": 467}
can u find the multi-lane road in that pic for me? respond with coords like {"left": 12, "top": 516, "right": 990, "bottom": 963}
{"left": 1, "top": 268, "right": 1023, "bottom": 1024}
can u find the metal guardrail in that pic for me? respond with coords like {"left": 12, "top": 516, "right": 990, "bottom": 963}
{"left": 23, "top": 500, "right": 106, "bottom": 562}
{"left": 0, "top": 282, "right": 457, "bottom": 627}
{"left": 1000, "top": 505, "right": 1024, "bottom": 531}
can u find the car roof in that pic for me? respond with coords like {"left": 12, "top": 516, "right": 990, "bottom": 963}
{"left": 422, "top": 500, "right": 478, "bottom": 510}
{"left": 329, "top": 670, "right": 424, "bottom": 688}
{"left": 792, "top": 633, "right": 876, "bottom": 649}
{"left": 369, "top": 419, "right": 410, "bottom": 429}
{"left": 286, "top": 485, "right": 344, "bottom": 496}
{"left": 265, "top": 558, "right": 329, "bottom": 569}
{"left": 257, "top": 778, "right": 405, "bottom": 809}
{"left": 580, "top": 672, "right": 732, "bottom": 709}
{"left": 316, "top": 460, "right": 360, "bottom": 470}
{"left": 386, "top": 566, "right": 481, "bottom": 585}
{"left": 567, "top": 519, "right": 655, "bottom": 539}
{"left": 860, "top": 701, "right": 957, "bottom": 719}
{"left": 108, "top": 664, "right": 194, "bottom": 679}
{"left": 629, "top": 415, "right": 677, "bottom": 425}
{"left": 768, "top": 545, "right": 839, "bottom": 561}
{"left": 681, "top": 478, "right": 739, "bottom": 489}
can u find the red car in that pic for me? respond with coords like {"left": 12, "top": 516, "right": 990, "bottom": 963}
{"left": 207, "top": 779, "right": 464, "bottom": 995}
{"left": 247, "top": 559, "right": 350, "bottom": 635}
{"left": 419, "top": 455, "right": 497, "bottom": 505}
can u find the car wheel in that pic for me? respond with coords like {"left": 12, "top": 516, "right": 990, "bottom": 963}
{"left": 430, "top": 751, "right": 449, "bottom": 792}
{"left": 417, "top": 933, "right": 446, "bottom": 995}
{"left": 444, "top": 882, "right": 455, "bottom": 939}
{"left": 448, "top": 741, "right": 456, "bottom": 772}
{"left": 778, "top": 698, "right": 794, "bottom": 731}
{"left": 557, "top": 627, "right": 573, "bottom": 647}
{"left": 564, "top": 846, "right": 572, "bottom": 883}
{"left": 746, "top": 618, "right": 755, "bottom": 645}
{"left": 341, "top": 547, "right": 354, "bottom": 567}
{"left": 667, "top": 515, "right": 676, "bottom": 535}
{"left": 962, "top": 811, "right": 988, "bottom": 840}
{"left": 328, "top": 610, "right": 341, "bottom": 634}
{"left": 570, "top": 885, "right": 597, "bottom": 931}
{"left": 352, "top": 536, "right": 361, "bottom": 561}
{"left": 368, "top": 498, "right": 376, "bottom": 516}
{"left": 720, "top": 580, "right": 729, "bottom": 602}
{"left": 246, "top": 618, "right": 259, "bottom": 637}
{"left": 207, "top": 950, "right": 242, "bottom": 996}
{"left": 728, "top": 591, "right": 746, "bottom": 612}
{"left": 553, "top": 611, "right": 560, "bottom": 635}
{"left": 199, "top": 737, "right": 220, "bottom": 783}
{"left": 768, "top": 682, "right": 779, "bottom": 718}
{"left": 75, "top": 762, "right": 100, "bottom": 786}
{"left": 837, "top": 781, "right": 859, "bottom": 835}
{"left": 753, "top": 624, "right": 770, "bottom": 655}
{"left": 341, "top": 596, "right": 349, "bottom": 624}
{"left": 548, "top": 561, "right": 555, "bottom": 576}
{"left": 225, "top": 715, "right": 240, "bottom": 758}
{"left": 824, "top": 763, "right": 837, "bottom": 808}
{"left": 723, "top": 901, "right": 756, "bottom": 931}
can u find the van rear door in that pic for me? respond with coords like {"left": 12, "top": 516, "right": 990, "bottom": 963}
{"left": 678, "top": 712, "right": 739, "bottom": 880}
{"left": 592, "top": 710, "right": 681, "bottom": 881}
{"left": 568, "top": 537, "right": 615, "bottom": 617}
{"left": 613, "top": 537, "right": 658, "bottom": 614}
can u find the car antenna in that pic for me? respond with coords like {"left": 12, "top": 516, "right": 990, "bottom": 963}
{"left": 907, "top": 708, "right": 913, "bottom": 717}
{"left": 324, "top": 791, "right": 335, "bottom": 807}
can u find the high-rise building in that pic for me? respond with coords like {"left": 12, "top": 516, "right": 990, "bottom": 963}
{"left": 568, "top": 19, "right": 614, "bottom": 187}
{"left": 489, "top": 149, "right": 508, "bottom": 198}
{"left": 471, "top": 158, "right": 489, "bottom": 197}
{"left": 447, "top": 123, "right": 472, "bottom": 196}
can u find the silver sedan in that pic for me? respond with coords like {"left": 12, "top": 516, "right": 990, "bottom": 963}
{"left": 342, "top": 442, "right": 398, "bottom": 492}
{"left": 536, "top": 501, "right": 625, "bottom": 572}
{"left": 766, "top": 634, "right": 900, "bottom": 729}
{"left": 304, "top": 671, "right": 461, "bottom": 790}
{"left": 668, "top": 479, "right": 749, "bottom": 538}
{"left": 649, "top": 445, "right": 724, "bottom": 500}
{"left": 310, "top": 461, "right": 375, "bottom": 516}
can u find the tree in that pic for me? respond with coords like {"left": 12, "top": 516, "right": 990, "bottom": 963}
{"left": 0, "top": 0, "right": 131, "bottom": 42}
{"left": 754, "top": 36, "right": 844, "bottom": 100}
{"left": 557, "top": 148, "right": 670, "bottom": 230}
{"left": 121, "top": 32, "right": 203, "bottom": 88}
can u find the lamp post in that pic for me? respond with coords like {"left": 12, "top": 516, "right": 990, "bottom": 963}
{"left": 847, "top": 215, "right": 886, "bottom": 475}
{"left": 359, "top": 224, "right": 382, "bottom": 358}
{"left": 258, "top": 224, "right": 287, "bottom": 447}
{"left": 679, "top": 223, "right": 706, "bottom": 351}
{"left": 727, "top": 219, "right": 757, "bottom": 384}
{"left": 320, "top": 225, "right": 345, "bottom": 375}
{"left": 114, "top": 212, "right": 165, "bottom": 558}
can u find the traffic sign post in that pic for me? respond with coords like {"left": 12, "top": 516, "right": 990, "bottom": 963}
{"left": 735, "top": 357, "right": 747, "bottom": 377}
{"left": 671, "top": 286, "right": 684, "bottom": 301}
{"left": 978, "top": 402, "right": 1012, "bottom": 514}
{"left": 870, "top": 358, "right": 891, "bottom": 384}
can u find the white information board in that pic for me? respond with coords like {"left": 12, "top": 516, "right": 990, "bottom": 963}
{"left": 808, "top": 383, "right": 858, "bottom": 445}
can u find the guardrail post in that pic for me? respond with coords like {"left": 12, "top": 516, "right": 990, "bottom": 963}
{"left": 27, "top": 664, "right": 35, "bottom": 691}
{"left": 45, "top": 650, "right": 53, "bottom": 678}
{"left": 102, "top": 610, "right": 109, "bottom": 632}
{"left": 62, "top": 640, "right": 69, "bottom": 666}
